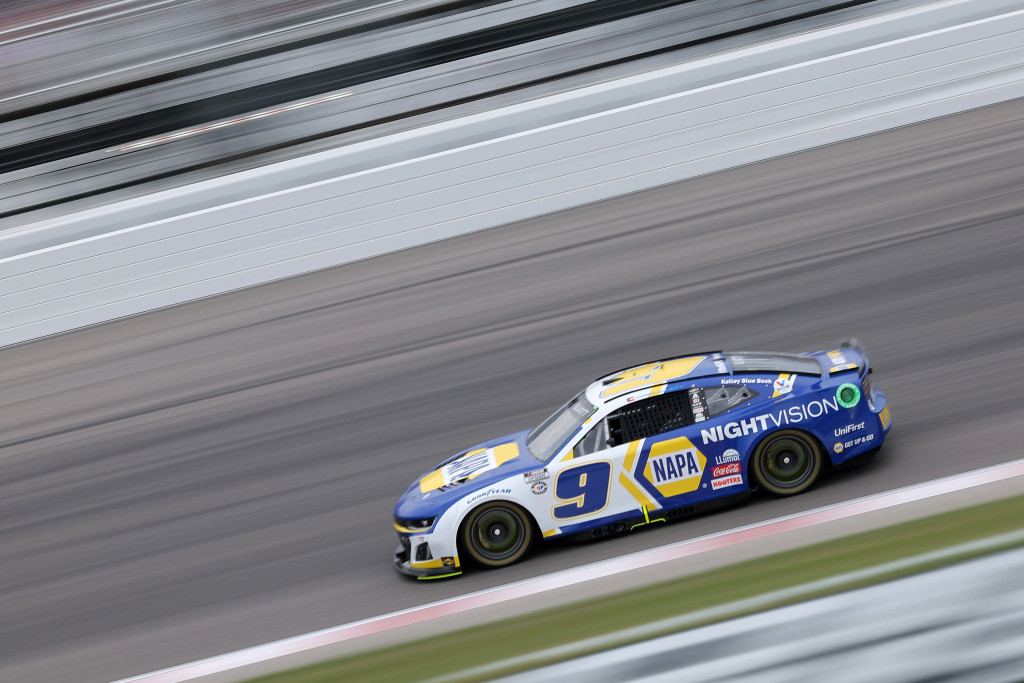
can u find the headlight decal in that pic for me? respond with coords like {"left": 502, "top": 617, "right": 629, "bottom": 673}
{"left": 393, "top": 516, "right": 437, "bottom": 533}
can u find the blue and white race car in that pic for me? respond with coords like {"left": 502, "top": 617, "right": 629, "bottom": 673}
{"left": 393, "top": 339, "right": 891, "bottom": 579}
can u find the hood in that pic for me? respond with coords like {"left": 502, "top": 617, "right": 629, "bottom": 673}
{"left": 393, "top": 429, "right": 537, "bottom": 519}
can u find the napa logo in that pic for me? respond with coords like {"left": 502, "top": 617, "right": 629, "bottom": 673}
{"left": 650, "top": 451, "right": 700, "bottom": 482}
{"left": 418, "top": 442, "right": 521, "bottom": 493}
{"left": 641, "top": 436, "right": 706, "bottom": 498}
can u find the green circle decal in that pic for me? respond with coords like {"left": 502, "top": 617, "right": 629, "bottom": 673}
{"left": 836, "top": 383, "right": 861, "bottom": 408}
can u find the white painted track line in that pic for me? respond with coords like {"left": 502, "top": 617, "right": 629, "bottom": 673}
{"left": 116, "top": 457, "right": 1024, "bottom": 683}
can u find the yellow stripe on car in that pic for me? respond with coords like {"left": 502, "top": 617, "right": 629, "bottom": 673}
{"left": 492, "top": 442, "right": 519, "bottom": 465}
{"left": 410, "top": 558, "right": 445, "bottom": 570}
{"left": 623, "top": 440, "right": 641, "bottom": 471}
{"left": 417, "top": 571, "right": 462, "bottom": 581}
{"left": 618, "top": 472, "right": 658, "bottom": 510}
{"left": 418, "top": 469, "right": 445, "bottom": 494}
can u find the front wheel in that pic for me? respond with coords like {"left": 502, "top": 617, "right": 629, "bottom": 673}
{"left": 751, "top": 430, "right": 823, "bottom": 496}
{"left": 461, "top": 501, "right": 534, "bottom": 568}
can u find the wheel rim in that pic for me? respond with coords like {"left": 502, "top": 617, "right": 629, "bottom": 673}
{"left": 759, "top": 435, "right": 815, "bottom": 489}
{"left": 470, "top": 506, "right": 525, "bottom": 561}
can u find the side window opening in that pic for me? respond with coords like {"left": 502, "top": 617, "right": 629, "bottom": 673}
{"left": 703, "top": 385, "right": 758, "bottom": 417}
{"left": 611, "top": 390, "right": 693, "bottom": 447}
{"left": 574, "top": 390, "right": 701, "bottom": 457}
{"left": 574, "top": 419, "right": 609, "bottom": 458}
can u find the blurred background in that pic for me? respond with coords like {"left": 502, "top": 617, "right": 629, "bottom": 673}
{"left": 1, "top": 1, "right": 1024, "bottom": 682}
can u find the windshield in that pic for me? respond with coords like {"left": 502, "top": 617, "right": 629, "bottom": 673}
{"left": 526, "top": 393, "right": 596, "bottom": 462}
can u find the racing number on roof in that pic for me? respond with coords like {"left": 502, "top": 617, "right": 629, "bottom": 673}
{"left": 599, "top": 357, "right": 706, "bottom": 398}
{"left": 552, "top": 461, "right": 612, "bottom": 520}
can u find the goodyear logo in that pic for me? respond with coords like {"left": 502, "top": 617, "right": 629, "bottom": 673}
{"left": 642, "top": 436, "right": 706, "bottom": 498}
{"left": 466, "top": 487, "right": 512, "bottom": 505}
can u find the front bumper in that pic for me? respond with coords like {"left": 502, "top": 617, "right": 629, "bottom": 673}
{"left": 392, "top": 516, "right": 462, "bottom": 579}
{"left": 394, "top": 543, "right": 462, "bottom": 579}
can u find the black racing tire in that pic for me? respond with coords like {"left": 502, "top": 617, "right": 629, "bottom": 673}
{"left": 751, "top": 429, "right": 823, "bottom": 497}
{"left": 461, "top": 501, "right": 534, "bottom": 568}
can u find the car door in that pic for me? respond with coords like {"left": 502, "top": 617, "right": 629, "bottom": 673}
{"left": 545, "top": 417, "right": 633, "bottom": 531}
{"left": 612, "top": 388, "right": 711, "bottom": 511}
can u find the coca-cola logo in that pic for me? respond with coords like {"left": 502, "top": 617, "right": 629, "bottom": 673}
{"left": 712, "top": 463, "right": 741, "bottom": 477}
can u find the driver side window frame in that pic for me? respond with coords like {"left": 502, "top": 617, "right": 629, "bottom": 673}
{"left": 573, "top": 389, "right": 695, "bottom": 458}
{"left": 573, "top": 416, "right": 609, "bottom": 458}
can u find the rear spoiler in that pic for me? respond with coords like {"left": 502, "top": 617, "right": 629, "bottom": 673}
{"left": 840, "top": 337, "right": 865, "bottom": 355}
{"left": 827, "top": 338, "right": 869, "bottom": 376}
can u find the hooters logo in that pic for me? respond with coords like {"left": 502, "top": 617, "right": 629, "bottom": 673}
{"left": 712, "top": 463, "right": 741, "bottom": 477}
{"left": 711, "top": 474, "right": 743, "bottom": 490}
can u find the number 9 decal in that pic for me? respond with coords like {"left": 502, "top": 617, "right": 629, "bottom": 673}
{"left": 552, "top": 461, "right": 612, "bottom": 520}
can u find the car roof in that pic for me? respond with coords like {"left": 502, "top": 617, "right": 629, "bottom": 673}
{"left": 585, "top": 351, "right": 823, "bottom": 405}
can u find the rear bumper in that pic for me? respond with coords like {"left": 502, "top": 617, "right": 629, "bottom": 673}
{"left": 829, "top": 388, "right": 891, "bottom": 465}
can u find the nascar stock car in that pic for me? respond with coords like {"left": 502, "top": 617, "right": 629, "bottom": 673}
{"left": 393, "top": 339, "right": 891, "bottom": 579}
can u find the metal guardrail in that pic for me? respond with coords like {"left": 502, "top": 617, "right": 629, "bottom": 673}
{"left": 0, "top": 0, "right": 490, "bottom": 113}
{"left": 2, "top": 0, "right": 1023, "bottom": 348}
{"left": 500, "top": 543, "right": 1024, "bottom": 683}
{"left": 2, "top": 0, "right": 886, "bottom": 220}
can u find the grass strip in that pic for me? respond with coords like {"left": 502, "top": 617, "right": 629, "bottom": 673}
{"left": 250, "top": 493, "right": 1024, "bottom": 683}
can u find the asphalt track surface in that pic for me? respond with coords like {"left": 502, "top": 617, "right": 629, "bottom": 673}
{"left": 1, "top": 97, "right": 1023, "bottom": 683}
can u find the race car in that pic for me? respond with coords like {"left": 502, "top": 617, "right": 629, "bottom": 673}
{"left": 393, "top": 339, "right": 891, "bottom": 579}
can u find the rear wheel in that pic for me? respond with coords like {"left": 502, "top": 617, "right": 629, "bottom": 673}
{"left": 461, "top": 501, "right": 534, "bottom": 568}
{"left": 752, "top": 430, "right": 823, "bottom": 496}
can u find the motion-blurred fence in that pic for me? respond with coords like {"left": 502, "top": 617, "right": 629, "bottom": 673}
{"left": 2, "top": 0, "right": 1023, "bottom": 348}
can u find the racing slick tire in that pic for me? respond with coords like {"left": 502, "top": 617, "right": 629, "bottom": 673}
{"left": 461, "top": 501, "right": 534, "bottom": 568}
{"left": 751, "top": 429, "right": 823, "bottom": 496}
